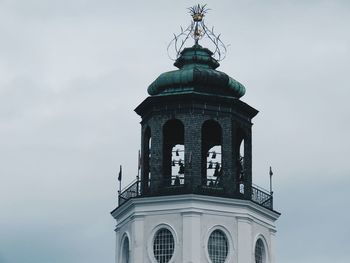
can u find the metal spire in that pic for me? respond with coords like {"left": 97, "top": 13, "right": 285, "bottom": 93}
{"left": 167, "top": 4, "right": 228, "bottom": 61}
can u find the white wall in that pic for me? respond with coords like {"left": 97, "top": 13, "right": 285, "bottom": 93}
{"left": 112, "top": 195, "right": 280, "bottom": 263}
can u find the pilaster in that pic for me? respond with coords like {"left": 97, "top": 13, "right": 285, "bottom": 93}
{"left": 182, "top": 211, "right": 202, "bottom": 263}
{"left": 237, "top": 217, "right": 253, "bottom": 262}
{"left": 131, "top": 215, "right": 145, "bottom": 263}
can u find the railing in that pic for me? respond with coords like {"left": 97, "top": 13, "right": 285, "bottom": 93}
{"left": 118, "top": 179, "right": 140, "bottom": 206}
{"left": 251, "top": 185, "right": 273, "bottom": 210}
{"left": 117, "top": 177, "right": 273, "bottom": 210}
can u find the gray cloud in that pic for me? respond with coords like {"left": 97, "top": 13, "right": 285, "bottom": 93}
{"left": 0, "top": 0, "right": 349, "bottom": 262}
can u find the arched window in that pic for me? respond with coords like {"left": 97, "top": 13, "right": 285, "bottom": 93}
{"left": 238, "top": 137, "right": 245, "bottom": 194}
{"left": 142, "top": 126, "right": 152, "bottom": 192}
{"left": 121, "top": 235, "right": 130, "bottom": 263}
{"left": 163, "top": 119, "right": 185, "bottom": 186}
{"left": 202, "top": 120, "right": 222, "bottom": 187}
{"left": 255, "top": 238, "right": 266, "bottom": 263}
{"left": 235, "top": 127, "right": 247, "bottom": 194}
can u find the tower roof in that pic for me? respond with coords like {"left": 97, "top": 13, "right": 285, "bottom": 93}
{"left": 147, "top": 44, "right": 246, "bottom": 98}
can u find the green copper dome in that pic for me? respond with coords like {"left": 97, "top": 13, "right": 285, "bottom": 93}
{"left": 147, "top": 45, "right": 246, "bottom": 98}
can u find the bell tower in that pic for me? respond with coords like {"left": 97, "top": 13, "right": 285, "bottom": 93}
{"left": 111, "top": 5, "right": 280, "bottom": 263}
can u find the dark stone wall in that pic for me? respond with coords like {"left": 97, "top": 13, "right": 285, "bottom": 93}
{"left": 137, "top": 93, "right": 257, "bottom": 198}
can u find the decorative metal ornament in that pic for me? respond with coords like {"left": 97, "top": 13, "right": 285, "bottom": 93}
{"left": 167, "top": 4, "right": 228, "bottom": 61}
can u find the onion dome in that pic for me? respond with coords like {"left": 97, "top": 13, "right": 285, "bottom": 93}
{"left": 147, "top": 44, "right": 246, "bottom": 98}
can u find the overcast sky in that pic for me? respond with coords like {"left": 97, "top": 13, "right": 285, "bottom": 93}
{"left": 0, "top": 0, "right": 349, "bottom": 262}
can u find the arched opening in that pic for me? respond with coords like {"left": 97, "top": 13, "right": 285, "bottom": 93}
{"left": 163, "top": 119, "right": 185, "bottom": 186}
{"left": 121, "top": 235, "right": 130, "bottom": 263}
{"left": 142, "top": 126, "right": 151, "bottom": 192}
{"left": 234, "top": 127, "right": 247, "bottom": 194}
{"left": 238, "top": 137, "right": 245, "bottom": 194}
{"left": 202, "top": 120, "right": 222, "bottom": 187}
{"left": 171, "top": 144, "right": 185, "bottom": 186}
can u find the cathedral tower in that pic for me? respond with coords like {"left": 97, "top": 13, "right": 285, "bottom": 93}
{"left": 111, "top": 5, "right": 280, "bottom": 263}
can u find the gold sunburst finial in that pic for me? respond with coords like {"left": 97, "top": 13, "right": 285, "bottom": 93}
{"left": 189, "top": 4, "right": 209, "bottom": 22}
{"left": 167, "top": 4, "right": 228, "bottom": 62}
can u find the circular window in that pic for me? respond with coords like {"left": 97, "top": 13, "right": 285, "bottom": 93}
{"left": 208, "top": 229, "right": 228, "bottom": 263}
{"left": 153, "top": 228, "right": 175, "bottom": 263}
{"left": 255, "top": 238, "right": 266, "bottom": 263}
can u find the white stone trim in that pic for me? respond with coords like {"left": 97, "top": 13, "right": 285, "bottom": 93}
{"left": 147, "top": 223, "right": 178, "bottom": 263}
{"left": 112, "top": 194, "right": 280, "bottom": 223}
{"left": 204, "top": 225, "right": 234, "bottom": 263}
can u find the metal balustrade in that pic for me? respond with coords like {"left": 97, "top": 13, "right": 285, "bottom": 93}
{"left": 251, "top": 185, "right": 273, "bottom": 210}
{"left": 118, "top": 179, "right": 140, "bottom": 206}
{"left": 117, "top": 177, "right": 273, "bottom": 210}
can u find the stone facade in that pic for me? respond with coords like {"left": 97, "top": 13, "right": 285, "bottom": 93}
{"left": 112, "top": 195, "right": 279, "bottom": 263}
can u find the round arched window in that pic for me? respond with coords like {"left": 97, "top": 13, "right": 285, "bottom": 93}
{"left": 208, "top": 229, "right": 228, "bottom": 263}
{"left": 153, "top": 228, "right": 175, "bottom": 263}
{"left": 255, "top": 238, "right": 266, "bottom": 263}
{"left": 121, "top": 236, "right": 129, "bottom": 263}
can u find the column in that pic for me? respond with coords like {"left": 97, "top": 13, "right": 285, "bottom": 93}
{"left": 221, "top": 118, "right": 234, "bottom": 195}
{"left": 243, "top": 127, "right": 252, "bottom": 199}
{"left": 149, "top": 117, "right": 163, "bottom": 193}
{"left": 184, "top": 116, "right": 202, "bottom": 190}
